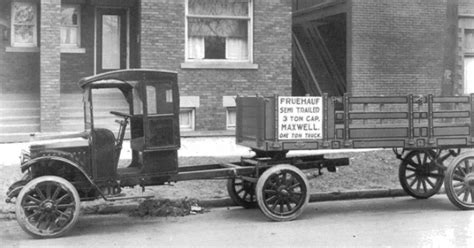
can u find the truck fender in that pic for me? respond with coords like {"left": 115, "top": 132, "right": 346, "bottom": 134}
{"left": 20, "top": 155, "right": 96, "bottom": 189}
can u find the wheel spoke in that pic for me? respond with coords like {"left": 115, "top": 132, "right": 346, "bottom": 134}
{"left": 26, "top": 195, "right": 42, "bottom": 204}
{"left": 288, "top": 182, "right": 301, "bottom": 190}
{"left": 46, "top": 184, "right": 53, "bottom": 199}
{"left": 54, "top": 209, "right": 71, "bottom": 220}
{"left": 265, "top": 195, "right": 278, "bottom": 204}
{"left": 236, "top": 188, "right": 245, "bottom": 195}
{"left": 426, "top": 177, "right": 436, "bottom": 188}
{"left": 406, "top": 173, "right": 416, "bottom": 179}
{"left": 455, "top": 186, "right": 466, "bottom": 196}
{"left": 422, "top": 153, "right": 428, "bottom": 165}
{"left": 35, "top": 187, "right": 46, "bottom": 201}
{"left": 406, "top": 167, "right": 416, "bottom": 172}
{"left": 463, "top": 189, "right": 470, "bottom": 202}
{"left": 416, "top": 179, "right": 422, "bottom": 191}
{"left": 51, "top": 186, "right": 61, "bottom": 201}
{"left": 464, "top": 160, "right": 470, "bottom": 174}
{"left": 408, "top": 177, "right": 418, "bottom": 188}
{"left": 36, "top": 213, "right": 47, "bottom": 228}
{"left": 453, "top": 182, "right": 464, "bottom": 188}
{"left": 271, "top": 199, "right": 280, "bottom": 210}
{"left": 406, "top": 158, "right": 419, "bottom": 169}
{"left": 26, "top": 211, "right": 41, "bottom": 220}
{"left": 56, "top": 193, "right": 70, "bottom": 204}
{"left": 421, "top": 179, "right": 428, "bottom": 192}
{"left": 456, "top": 166, "right": 466, "bottom": 177}
{"left": 453, "top": 173, "right": 464, "bottom": 182}
{"left": 426, "top": 173, "right": 444, "bottom": 179}
{"left": 286, "top": 202, "right": 292, "bottom": 212}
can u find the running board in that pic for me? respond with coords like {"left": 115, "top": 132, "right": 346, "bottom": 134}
{"left": 104, "top": 195, "right": 155, "bottom": 202}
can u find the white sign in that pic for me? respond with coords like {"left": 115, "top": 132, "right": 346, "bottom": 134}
{"left": 278, "top": 96, "right": 323, "bottom": 140}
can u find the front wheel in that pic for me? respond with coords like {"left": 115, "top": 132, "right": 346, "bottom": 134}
{"left": 256, "top": 164, "right": 309, "bottom": 221}
{"left": 444, "top": 152, "right": 474, "bottom": 210}
{"left": 16, "top": 176, "right": 81, "bottom": 238}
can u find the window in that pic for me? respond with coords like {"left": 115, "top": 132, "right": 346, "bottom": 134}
{"left": 186, "top": 0, "right": 252, "bottom": 62}
{"left": 464, "top": 28, "right": 474, "bottom": 94}
{"left": 180, "top": 108, "right": 195, "bottom": 131}
{"left": 226, "top": 107, "right": 236, "bottom": 130}
{"left": 10, "top": 1, "right": 37, "bottom": 48}
{"left": 61, "top": 5, "right": 81, "bottom": 48}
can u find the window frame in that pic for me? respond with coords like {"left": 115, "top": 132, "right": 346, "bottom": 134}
{"left": 60, "top": 4, "right": 81, "bottom": 49}
{"left": 226, "top": 107, "right": 236, "bottom": 130}
{"left": 184, "top": 0, "right": 254, "bottom": 65}
{"left": 10, "top": 1, "right": 38, "bottom": 48}
{"left": 179, "top": 108, "right": 195, "bottom": 131}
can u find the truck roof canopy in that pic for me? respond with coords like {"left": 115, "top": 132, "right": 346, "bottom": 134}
{"left": 78, "top": 69, "right": 178, "bottom": 90}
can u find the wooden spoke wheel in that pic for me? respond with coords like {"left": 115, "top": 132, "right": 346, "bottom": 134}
{"left": 227, "top": 178, "right": 257, "bottom": 209}
{"left": 16, "top": 176, "right": 81, "bottom": 238}
{"left": 444, "top": 152, "right": 474, "bottom": 210}
{"left": 398, "top": 150, "right": 444, "bottom": 199}
{"left": 256, "top": 164, "right": 309, "bottom": 221}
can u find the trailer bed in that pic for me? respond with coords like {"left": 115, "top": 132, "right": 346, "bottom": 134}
{"left": 236, "top": 94, "right": 474, "bottom": 152}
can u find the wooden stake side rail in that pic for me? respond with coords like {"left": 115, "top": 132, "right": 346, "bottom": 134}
{"left": 236, "top": 94, "right": 474, "bottom": 151}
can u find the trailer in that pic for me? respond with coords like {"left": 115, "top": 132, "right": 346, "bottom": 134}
{"left": 5, "top": 69, "right": 474, "bottom": 238}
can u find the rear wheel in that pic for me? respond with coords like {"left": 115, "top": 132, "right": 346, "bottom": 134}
{"left": 227, "top": 178, "right": 257, "bottom": 208}
{"left": 256, "top": 164, "right": 309, "bottom": 221}
{"left": 16, "top": 176, "right": 81, "bottom": 238}
{"left": 398, "top": 150, "right": 444, "bottom": 199}
{"left": 444, "top": 152, "right": 474, "bottom": 210}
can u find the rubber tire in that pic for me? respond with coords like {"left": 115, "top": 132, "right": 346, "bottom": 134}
{"left": 398, "top": 150, "right": 443, "bottom": 199}
{"left": 227, "top": 178, "right": 258, "bottom": 209}
{"left": 444, "top": 151, "right": 474, "bottom": 210}
{"left": 256, "top": 164, "right": 309, "bottom": 221}
{"left": 16, "top": 176, "right": 81, "bottom": 239}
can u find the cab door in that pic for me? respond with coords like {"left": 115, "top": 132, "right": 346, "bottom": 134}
{"left": 143, "top": 80, "right": 180, "bottom": 150}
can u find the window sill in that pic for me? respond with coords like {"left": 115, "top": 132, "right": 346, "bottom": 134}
{"left": 61, "top": 47, "right": 86, "bottom": 54}
{"left": 181, "top": 61, "right": 259, "bottom": 70}
{"left": 5, "top": 47, "right": 39, "bottom": 53}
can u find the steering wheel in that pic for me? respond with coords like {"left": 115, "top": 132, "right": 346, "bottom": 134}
{"left": 110, "top": 111, "right": 131, "bottom": 118}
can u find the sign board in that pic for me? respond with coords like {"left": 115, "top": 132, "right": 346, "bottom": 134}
{"left": 278, "top": 96, "right": 323, "bottom": 140}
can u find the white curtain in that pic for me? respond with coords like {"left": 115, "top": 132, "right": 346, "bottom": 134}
{"left": 465, "top": 57, "right": 474, "bottom": 94}
{"left": 225, "top": 38, "right": 248, "bottom": 60}
{"left": 188, "top": 37, "right": 204, "bottom": 59}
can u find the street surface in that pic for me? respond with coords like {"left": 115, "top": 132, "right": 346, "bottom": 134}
{"left": 1, "top": 195, "right": 473, "bottom": 247}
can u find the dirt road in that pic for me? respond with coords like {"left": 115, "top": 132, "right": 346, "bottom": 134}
{"left": 1, "top": 195, "right": 473, "bottom": 247}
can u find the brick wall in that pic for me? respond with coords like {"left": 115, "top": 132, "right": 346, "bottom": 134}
{"left": 40, "top": 0, "right": 61, "bottom": 132}
{"left": 140, "top": 0, "right": 292, "bottom": 131}
{"left": 459, "top": 0, "right": 474, "bottom": 16}
{"left": 350, "top": 0, "right": 447, "bottom": 96}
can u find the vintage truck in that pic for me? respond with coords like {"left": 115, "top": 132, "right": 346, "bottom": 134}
{"left": 6, "top": 69, "right": 474, "bottom": 238}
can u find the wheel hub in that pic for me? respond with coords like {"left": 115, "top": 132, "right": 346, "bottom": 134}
{"left": 40, "top": 200, "right": 56, "bottom": 212}
{"left": 465, "top": 174, "right": 474, "bottom": 188}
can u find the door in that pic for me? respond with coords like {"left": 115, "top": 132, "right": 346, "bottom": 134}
{"left": 143, "top": 81, "right": 180, "bottom": 150}
{"left": 96, "top": 8, "right": 127, "bottom": 73}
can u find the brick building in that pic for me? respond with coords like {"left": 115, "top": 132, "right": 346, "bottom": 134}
{"left": 292, "top": 0, "right": 474, "bottom": 98}
{"left": 1, "top": 0, "right": 474, "bottom": 142}
{"left": 0, "top": 0, "right": 292, "bottom": 141}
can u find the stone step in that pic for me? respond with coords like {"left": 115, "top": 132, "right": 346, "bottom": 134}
{"left": 0, "top": 123, "right": 40, "bottom": 133}
{"left": 0, "top": 108, "right": 40, "bottom": 117}
{"left": 0, "top": 116, "right": 40, "bottom": 124}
